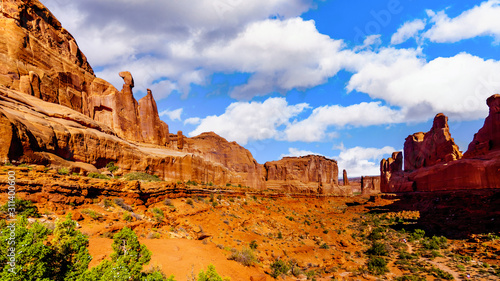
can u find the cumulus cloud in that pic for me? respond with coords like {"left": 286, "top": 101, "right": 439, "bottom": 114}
{"left": 284, "top": 102, "right": 405, "bottom": 142}
{"left": 42, "top": 0, "right": 317, "bottom": 98}
{"left": 188, "top": 97, "right": 309, "bottom": 145}
{"left": 391, "top": 19, "right": 426, "bottom": 45}
{"left": 159, "top": 108, "right": 183, "bottom": 121}
{"left": 424, "top": 0, "right": 500, "bottom": 43}
{"left": 346, "top": 50, "right": 500, "bottom": 120}
{"left": 335, "top": 146, "right": 397, "bottom": 177}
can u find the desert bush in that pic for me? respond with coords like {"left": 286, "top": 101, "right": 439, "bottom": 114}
{"left": 270, "top": 259, "right": 290, "bottom": 278}
{"left": 88, "top": 172, "right": 110, "bottom": 180}
{"left": 367, "top": 242, "right": 389, "bottom": 256}
{"left": 1, "top": 197, "right": 40, "bottom": 218}
{"left": 409, "top": 229, "right": 425, "bottom": 241}
{"left": 114, "top": 198, "right": 133, "bottom": 211}
{"left": 186, "top": 180, "right": 198, "bottom": 186}
{"left": 164, "top": 199, "right": 173, "bottom": 206}
{"left": 430, "top": 267, "right": 453, "bottom": 280}
{"left": 124, "top": 172, "right": 161, "bottom": 182}
{"left": 367, "top": 257, "right": 389, "bottom": 275}
{"left": 106, "top": 162, "right": 119, "bottom": 173}
{"left": 58, "top": 167, "right": 70, "bottom": 175}
{"left": 103, "top": 198, "right": 113, "bottom": 208}
{"left": 368, "top": 227, "right": 386, "bottom": 241}
{"left": 186, "top": 199, "right": 194, "bottom": 206}
{"left": 197, "top": 264, "right": 230, "bottom": 281}
{"left": 123, "top": 213, "right": 133, "bottom": 222}
{"left": 81, "top": 209, "right": 103, "bottom": 220}
{"left": 151, "top": 208, "right": 164, "bottom": 222}
{"left": 319, "top": 243, "right": 329, "bottom": 249}
{"left": 228, "top": 248, "right": 256, "bottom": 266}
{"left": 249, "top": 240, "right": 258, "bottom": 250}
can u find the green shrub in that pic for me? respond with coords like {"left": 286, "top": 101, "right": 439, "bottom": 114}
{"left": 270, "top": 259, "right": 290, "bottom": 278}
{"left": 430, "top": 267, "right": 453, "bottom": 280}
{"left": 58, "top": 167, "right": 70, "bottom": 175}
{"left": 88, "top": 172, "right": 110, "bottom": 180}
{"left": 277, "top": 231, "right": 283, "bottom": 239}
{"left": 368, "top": 227, "right": 386, "bottom": 241}
{"left": 197, "top": 264, "right": 230, "bottom": 281}
{"left": 106, "top": 162, "right": 119, "bottom": 173}
{"left": 409, "top": 229, "right": 425, "bottom": 241}
{"left": 228, "top": 248, "right": 256, "bottom": 266}
{"left": 1, "top": 197, "right": 40, "bottom": 218}
{"left": 319, "top": 243, "right": 329, "bottom": 249}
{"left": 367, "top": 257, "right": 389, "bottom": 275}
{"left": 151, "top": 207, "right": 164, "bottom": 222}
{"left": 123, "top": 172, "right": 161, "bottom": 182}
{"left": 367, "top": 242, "right": 389, "bottom": 256}
{"left": 186, "top": 199, "right": 194, "bottom": 206}
{"left": 81, "top": 209, "right": 103, "bottom": 220}
{"left": 395, "top": 275, "right": 426, "bottom": 281}
{"left": 186, "top": 180, "right": 198, "bottom": 186}
{"left": 123, "top": 213, "right": 133, "bottom": 222}
{"left": 249, "top": 240, "right": 258, "bottom": 250}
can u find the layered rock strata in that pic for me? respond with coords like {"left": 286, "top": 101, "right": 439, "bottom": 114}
{"left": 264, "top": 155, "right": 347, "bottom": 195}
{"left": 381, "top": 100, "right": 500, "bottom": 193}
{"left": 360, "top": 176, "right": 381, "bottom": 195}
{"left": 0, "top": 0, "right": 170, "bottom": 145}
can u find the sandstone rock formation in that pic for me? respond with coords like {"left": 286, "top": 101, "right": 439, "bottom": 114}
{"left": 381, "top": 100, "right": 500, "bottom": 193}
{"left": 343, "top": 169, "right": 349, "bottom": 186}
{"left": 360, "top": 176, "right": 380, "bottom": 195}
{"left": 264, "top": 155, "right": 347, "bottom": 195}
{"left": 464, "top": 94, "right": 500, "bottom": 158}
{"left": 183, "top": 132, "right": 265, "bottom": 189}
{"left": 0, "top": 0, "right": 341, "bottom": 194}
{"left": 0, "top": 0, "right": 170, "bottom": 146}
{"left": 404, "top": 113, "right": 462, "bottom": 172}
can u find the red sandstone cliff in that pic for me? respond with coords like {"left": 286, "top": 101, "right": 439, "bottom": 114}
{"left": 264, "top": 155, "right": 347, "bottom": 195}
{"left": 0, "top": 0, "right": 170, "bottom": 145}
{"left": 0, "top": 0, "right": 340, "bottom": 194}
{"left": 381, "top": 99, "right": 500, "bottom": 193}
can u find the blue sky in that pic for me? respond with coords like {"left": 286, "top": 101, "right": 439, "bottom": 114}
{"left": 43, "top": 0, "right": 500, "bottom": 176}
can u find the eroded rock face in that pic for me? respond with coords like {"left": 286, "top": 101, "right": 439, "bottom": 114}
{"left": 264, "top": 155, "right": 346, "bottom": 195}
{"left": 404, "top": 113, "right": 462, "bottom": 172}
{"left": 183, "top": 132, "right": 264, "bottom": 189}
{"left": 464, "top": 94, "right": 500, "bottom": 158}
{"left": 361, "top": 176, "right": 380, "bottom": 195}
{"left": 381, "top": 97, "right": 500, "bottom": 193}
{"left": 343, "top": 169, "right": 349, "bottom": 186}
{"left": 0, "top": 0, "right": 94, "bottom": 111}
{"left": 0, "top": 0, "right": 344, "bottom": 194}
{"left": 138, "top": 89, "right": 169, "bottom": 145}
{"left": 0, "top": 1, "right": 170, "bottom": 146}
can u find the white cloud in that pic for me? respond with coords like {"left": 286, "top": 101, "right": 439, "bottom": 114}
{"left": 159, "top": 108, "right": 183, "bottom": 121}
{"left": 335, "top": 146, "right": 397, "bottom": 177}
{"left": 424, "top": 0, "right": 500, "bottom": 43}
{"left": 284, "top": 102, "right": 405, "bottom": 142}
{"left": 346, "top": 51, "right": 500, "bottom": 120}
{"left": 391, "top": 19, "right": 426, "bottom": 45}
{"left": 41, "top": 0, "right": 318, "bottom": 99}
{"left": 280, "top": 148, "right": 321, "bottom": 158}
{"left": 184, "top": 117, "right": 201, "bottom": 125}
{"left": 188, "top": 97, "right": 309, "bottom": 145}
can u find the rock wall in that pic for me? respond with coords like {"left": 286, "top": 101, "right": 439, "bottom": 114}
{"left": 0, "top": 0, "right": 170, "bottom": 146}
{"left": 464, "top": 94, "right": 500, "bottom": 158}
{"left": 264, "top": 155, "right": 346, "bottom": 195}
{"left": 404, "top": 113, "right": 462, "bottom": 172}
{"left": 381, "top": 97, "right": 500, "bottom": 193}
{"left": 0, "top": 0, "right": 342, "bottom": 194}
{"left": 360, "top": 176, "right": 380, "bottom": 195}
